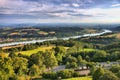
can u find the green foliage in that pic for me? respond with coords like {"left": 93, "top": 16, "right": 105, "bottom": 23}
{"left": 9, "top": 52, "right": 16, "bottom": 58}
{"left": 93, "top": 67, "right": 105, "bottom": 80}
{"left": 116, "top": 71, "right": 120, "bottom": 78}
{"left": 56, "top": 70, "right": 76, "bottom": 79}
{"left": 90, "top": 66, "right": 97, "bottom": 75}
{"left": 12, "top": 57, "right": 28, "bottom": 76}
{"left": 99, "top": 71, "right": 119, "bottom": 80}
{"left": 54, "top": 46, "right": 66, "bottom": 64}
{"left": 0, "top": 57, "right": 15, "bottom": 80}
{"left": 93, "top": 50, "right": 107, "bottom": 62}
{"left": 42, "top": 72, "right": 57, "bottom": 79}
{"left": 42, "top": 70, "right": 80, "bottom": 79}
{"left": 65, "top": 62, "right": 78, "bottom": 69}
{"left": 29, "top": 64, "right": 40, "bottom": 76}
{"left": 65, "top": 55, "right": 77, "bottom": 63}
{"left": 110, "top": 65, "right": 120, "bottom": 73}
{"left": 1, "top": 31, "right": 120, "bottom": 79}
{"left": 43, "top": 50, "right": 58, "bottom": 69}
{"left": 29, "top": 51, "right": 44, "bottom": 69}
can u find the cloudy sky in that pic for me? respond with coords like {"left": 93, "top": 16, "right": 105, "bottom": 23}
{"left": 0, "top": 0, "right": 120, "bottom": 23}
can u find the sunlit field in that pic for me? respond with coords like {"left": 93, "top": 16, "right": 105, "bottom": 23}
{"left": 16, "top": 46, "right": 55, "bottom": 56}
{"left": 63, "top": 76, "right": 92, "bottom": 80}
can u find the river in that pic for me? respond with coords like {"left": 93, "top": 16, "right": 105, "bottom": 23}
{"left": 0, "top": 29, "right": 112, "bottom": 47}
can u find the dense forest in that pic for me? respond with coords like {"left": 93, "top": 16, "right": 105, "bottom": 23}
{"left": 0, "top": 27, "right": 120, "bottom": 80}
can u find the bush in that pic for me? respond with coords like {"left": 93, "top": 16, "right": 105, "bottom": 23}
{"left": 99, "top": 71, "right": 119, "bottom": 80}
{"left": 73, "top": 72, "right": 81, "bottom": 77}
{"left": 93, "top": 67, "right": 104, "bottom": 80}
{"left": 110, "top": 65, "right": 120, "bottom": 73}
{"left": 42, "top": 72, "right": 57, "bottom": 79}
{"left": 65, "top": 62, "right": 78, "bottom": 69}
{"left": 57, "top": 69, "right": 74, "bottom": 79}
{"left": 42, "top": 69, "right": 81, "bottom": 79}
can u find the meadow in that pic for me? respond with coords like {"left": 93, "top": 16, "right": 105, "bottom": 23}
{"left": 63, "top": 76, "right": 92, "bottom": 80}
{"left": 16, "top": 46, "right": 55, "bottom": 56}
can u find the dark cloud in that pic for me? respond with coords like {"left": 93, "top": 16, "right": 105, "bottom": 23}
{"left": 0, "top": 7, "right": 10, "bottom": 10}
{"left": 49, "top": 10, "right": 74, "bottom": 13}
{"left": 69, "top": 13, "right": 93, "bottom": 17}
{"left": 0, "top": 13, "right": 58, "bottom": 19}
{"left": 28, "top": 10, "right": 74, "bottom": 14}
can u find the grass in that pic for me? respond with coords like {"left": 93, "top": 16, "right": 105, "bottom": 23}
{"left": 0, "top": 52, "right": 9, "bottom": 58}
{"left": 80, "top": 48, "right": 95, "bottom": 52}
{"left": 63, "top": 76, "right": 92, "bottom": 80}
{"left": 16, "top": 46, "right": 55, "bottom": 56}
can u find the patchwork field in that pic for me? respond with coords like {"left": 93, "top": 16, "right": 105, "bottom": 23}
{"left": 105, "top": 33, "right": 120, "bottom": 39}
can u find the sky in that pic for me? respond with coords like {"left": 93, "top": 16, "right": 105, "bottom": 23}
{"left": 0, "top": 0, "right": 120, "bottom": 24}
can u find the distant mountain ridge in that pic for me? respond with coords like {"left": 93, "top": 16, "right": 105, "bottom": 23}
{"left": 0, "top": 23, "right": 120, "bottom": 28}
{"left": 113, "top": 26, "right": 120, "bottom": 31}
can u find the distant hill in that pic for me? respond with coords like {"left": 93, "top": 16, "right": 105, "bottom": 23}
{"left": 113, "top": 26, "right": 120, "bottom": 31}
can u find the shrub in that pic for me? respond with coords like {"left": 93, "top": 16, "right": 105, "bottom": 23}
{"left": 42, "top": 72, "right": 57, "bottom": 79}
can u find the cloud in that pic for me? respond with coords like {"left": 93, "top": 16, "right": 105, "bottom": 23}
{"left": 111, "top": 3, "right": 120, "bottom": 7}
{"left": 72, "top": 3, "right": 80, "bottom": 7}
{"left": 0, "top": 0, "right": 120, "bottom": 23}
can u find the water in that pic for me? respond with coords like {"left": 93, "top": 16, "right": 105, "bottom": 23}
{"left": 0, "top": 29, "right": 112, "bottom": 47}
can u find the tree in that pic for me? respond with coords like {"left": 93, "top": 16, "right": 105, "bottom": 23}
{"left": 29, "top": 51, "right": 45, "bottom": 73}
{"left": 30, "top": 52, "right": 44, "bottom": 68}
{"left": 93, "top": 50, "right": 107, "bottom": 62}
{"left": 54, "top": 46, "right": 66, "bottom": 64}
{"left": 116, "top": 71, "right": 120, "bottom": 78}
{"left": 44, "top": 50, "right": 58, "bottom": 70}
{"left": 93, "top": 67, "right": 104, "bottom": 80}
{"left": 90, "top": 65, "right": 97, "bottom": 75}
{"left": 65, "top": 62, "right": 78, "bottom": 69}
{"left": 42, "top": 72, "right": 57, "bottom": 79}
{"left": 77, "top": 55, "right": 87, "bottom": 69}
{"left": 110, "top": 65, "right": 120, "bottom": 73}
{"left": 57, "top": 70, "right": 74, "bottom": 79}
{"left": 29, "top": 64, "right": 40, "bottom": 76}
{"left": 12, "top": 57, "right": 28, "bottom": 76}
{"left": 99, "top": 71, "right": 119, "bottom": 80}
{"left": 0, "top": 57, "right": 14, "bottom": 80}
{"left": 65, "top": 55, "right": 77, "bottom": 63}
{"left": 9, "top": 52, "right": 16, "bottom": 58}
{"left": 86, "top": 62, "right": 95, "bottom": 69}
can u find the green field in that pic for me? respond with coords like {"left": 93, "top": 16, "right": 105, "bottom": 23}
{"left": 80, "top": 48, "right": 95, "bottom": 52}
{"left": 63, "top": 76, "right": 92, "bottom": 80}
{"left": 16, "top": 46, "right": 55, "bottom": 56}
{"left": 16, "top": 46, "right": 69, "bottom": 56}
